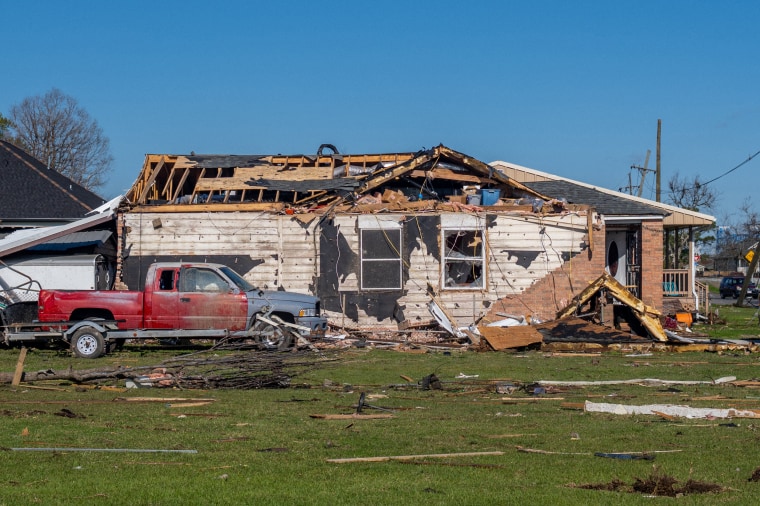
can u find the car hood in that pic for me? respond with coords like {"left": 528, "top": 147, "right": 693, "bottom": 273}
{"left": 248, "top": 289, "right": 318, "bottom": 305}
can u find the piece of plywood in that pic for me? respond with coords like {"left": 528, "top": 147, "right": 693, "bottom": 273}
{"left": 478, "top": 325, "right": 543, "bottom": 350}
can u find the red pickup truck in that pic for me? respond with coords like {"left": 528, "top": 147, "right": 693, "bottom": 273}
{"left": 4, "top": 262, "right": 327, "bottom": 358}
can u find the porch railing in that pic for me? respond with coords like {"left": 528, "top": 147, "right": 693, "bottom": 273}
{"left": 695, "top": 280, "right": 710, "bottom": 315}
{"left": 662, "top": 269, "right": 710, "bottom": 314}
{"left": 662, "top": 269, "right": 690, "bottom": 298}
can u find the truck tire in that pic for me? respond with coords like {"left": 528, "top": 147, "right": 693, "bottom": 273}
{"left": 252, "top": 319, "right": 294, "bottom": 351}
{"left": 71, "top": 327, "right": 106, "bottom": 359}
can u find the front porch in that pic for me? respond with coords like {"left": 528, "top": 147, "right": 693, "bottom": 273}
{"left": 662, "top": 268, "right": 710, "bottom": 315}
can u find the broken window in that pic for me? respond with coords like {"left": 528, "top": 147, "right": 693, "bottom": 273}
{"left": 442, "top": 228, "right": 485, "bottom": 289}
{"left": 360, "top": 217, "right": 402, "bottom": 290}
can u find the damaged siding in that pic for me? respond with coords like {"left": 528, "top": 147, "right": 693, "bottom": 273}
{"left": 122, "top": 212, "right": 318, "bottom": 293}
{"left": 319, "top": 211, "right": 591, "bottom": 329}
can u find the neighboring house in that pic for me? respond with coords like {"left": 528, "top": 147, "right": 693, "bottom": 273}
{"left": 0, "top": 140, "right": 106, "bottom": 234}
{"left": 0, "top": 140, "right": 117, "bottom": 298}
{"left": 118, "top": 144, "right": 706, "bottom": 331}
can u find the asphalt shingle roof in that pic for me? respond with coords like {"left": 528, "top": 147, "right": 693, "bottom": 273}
{"left": 523, "top": 180, "right": 669, "bottom": 217}
{"left": 0, "top": 140, "right": 105, "bottom": 220}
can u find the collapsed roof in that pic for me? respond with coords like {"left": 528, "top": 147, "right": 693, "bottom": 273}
{"left": 126, "top": 144, "right": 551, "bottom": 211}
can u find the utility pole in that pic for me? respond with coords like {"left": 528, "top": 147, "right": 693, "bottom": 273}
{"left": 736, "top": 241, "right": 760, "bottom": 306}
{"left": 656, "top": 119, "right": 662, "bottom": 202}
{"left": 630, "top": 149, "right": 653, "bottom": 197}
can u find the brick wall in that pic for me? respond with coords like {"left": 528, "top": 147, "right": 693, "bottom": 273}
{"left": 484, "top": 218, "right": 665, "bottom": 322}
{"left": 639, "top": 219, "right": 664, "bottom": 311}
{"left": 484, "top": 219, "right": 607, "bottom": 323}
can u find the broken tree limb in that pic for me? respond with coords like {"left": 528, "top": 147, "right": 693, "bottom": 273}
{"left": 326, "top": 451, "right": 504, "bottom": 463}
{"left": 0, "top": 350, "right": 336, "bottom": 389}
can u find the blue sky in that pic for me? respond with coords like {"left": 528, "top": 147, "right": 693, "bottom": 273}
{"left": 3, "top": 1, "right": 759, "bottom": 225}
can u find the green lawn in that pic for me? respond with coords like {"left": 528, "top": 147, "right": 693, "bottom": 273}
{"left": 2, "top": 345, "right": 760, "bottom": 504}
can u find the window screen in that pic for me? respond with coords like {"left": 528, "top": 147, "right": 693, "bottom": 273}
{"left": 361, "top": 228, "right": 402, "bottom": 290}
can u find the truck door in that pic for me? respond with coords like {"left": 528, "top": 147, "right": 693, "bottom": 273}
{"left": 177, "top": 266, "right": 248, "bottom": 330}
{"left": 144, "top": 268, "right": 180, "bottom": 328}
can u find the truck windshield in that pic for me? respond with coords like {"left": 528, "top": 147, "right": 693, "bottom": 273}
{"left": 219, "top": 266, "right": 256, "bottom": 292}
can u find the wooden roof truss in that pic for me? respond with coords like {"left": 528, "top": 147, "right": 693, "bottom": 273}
{"left": 127, "top": 145, "right": 547, "bottom": 210}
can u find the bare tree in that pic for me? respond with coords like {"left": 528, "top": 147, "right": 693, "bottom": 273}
{"left": 9, "top": 88, "right": 113, "bottom": 191}
{"left": 0, "top": 112, "right": 13, "bottom": 141}
{"left": 666, "top": 172, "right": 717, "bottom": 212}
{"left": 664, "top": 172, "right": 717, "bottom": 268}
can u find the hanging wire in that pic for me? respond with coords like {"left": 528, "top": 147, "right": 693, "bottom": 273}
{"left": 698, "top": 149, "right": 760, "bottom": 188}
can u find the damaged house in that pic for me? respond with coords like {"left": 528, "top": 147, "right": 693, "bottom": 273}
{"left": 118, "top": 144, "right": 713, "bottom": 334}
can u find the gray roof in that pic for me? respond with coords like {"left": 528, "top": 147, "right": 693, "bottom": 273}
{"left": 523, "top": 180, "right": 669, "bottom": 217}
{"left": 0, "top": 140, "right": 106, "bottom": 220}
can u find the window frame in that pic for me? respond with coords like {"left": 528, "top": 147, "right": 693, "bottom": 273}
{"left": 440, "top": 214, "right": 486, "bottom": 291}
{"left": 359, "top": 216, "right": 403, "bottom": 291}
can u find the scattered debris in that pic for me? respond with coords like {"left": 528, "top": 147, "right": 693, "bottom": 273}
{"left": 420, "top": 373, "right": 442, "bottom": 390}
{"left": 594, "top": 452, "right": 654, "bottom": 461}
{"left": 0, "top": 349, "right": 337, "bottom": 389}
{"left": 569, "top": 468, "right": 724, "bottom": 497}
{"left": 478, "top": 325, "right": 543, "bottom": 350}
{"left": 309, "top": 413, "right": 393, "bottom": 420}
{"left": 584, "top": 400, "right": 760, "bottom": 419}
{"left": 54, "top": 408, "right": 84, "bottom": 419}
{"left": 518, "top": 446, "right": 680, "bottom": 457}
{"left": 11, "top": 347, "right": 27, "bottom": 386}
{"left": 354, "top": 392, "right": 394, "bottom": 414}
{"left": 537, "top": 376, "right": 736, "bottom": 387}
{"left": 326, "top": 450, "right": 505, "bottom": 464}
{"left": 557, "top": 273, "right": 666, "bottom": 341}
{"left": 10, "top": 447, "right": 197, "bottom": 453}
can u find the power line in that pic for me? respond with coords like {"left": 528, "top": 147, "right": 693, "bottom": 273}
{"left": 700, "top": 149, "right": 760, "bottom": 187}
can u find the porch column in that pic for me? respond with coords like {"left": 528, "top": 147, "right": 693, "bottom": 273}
{"left": 689, "top": 226, "right": 695, "bottom": 303}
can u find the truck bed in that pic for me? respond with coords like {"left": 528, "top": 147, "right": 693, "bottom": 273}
{"left": 37, "top": 289, "right": 145, "bottom": 329}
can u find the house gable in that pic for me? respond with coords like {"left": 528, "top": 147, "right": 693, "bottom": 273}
{"left": 0, "top": 140, "right": 105, "bottom": 222}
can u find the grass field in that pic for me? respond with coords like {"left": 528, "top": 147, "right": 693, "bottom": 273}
{"left": 2, "top": 341, "right": 760, "bottom": 505}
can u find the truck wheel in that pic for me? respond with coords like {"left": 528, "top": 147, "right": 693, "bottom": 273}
{"left": 71, "top": 327, "right": 106, "bottom": 359}
{"left": 252, "top": 320, "right": 294, "bottom": 351}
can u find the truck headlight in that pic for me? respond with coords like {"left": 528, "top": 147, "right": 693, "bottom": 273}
{"left": 299, "top": 308, "right": 316, "bottom": 318}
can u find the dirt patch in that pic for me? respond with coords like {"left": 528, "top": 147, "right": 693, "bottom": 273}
{"left": 570, "top": 469, "right": 724, "bottom": 497}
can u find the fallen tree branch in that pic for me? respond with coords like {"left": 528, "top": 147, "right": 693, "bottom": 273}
{"left": 1, "top": 349, "right": 338, "bottom": 389}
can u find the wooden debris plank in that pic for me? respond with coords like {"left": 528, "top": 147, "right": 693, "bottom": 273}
{"left": 326, "top": 451, "right": 504, "bottom": 463}
{"left": 478, "top": 325, "right": 543, "bottom": 350}
{"left": 398, "top": 319, "right": 437, "bottom": 330}
{"left": 12, "top": 347, "right": 27, "bottom": 386}
{"left": 309, "top": 414, "right": 393, "bottom": 420}
{"left": 166, "top": 402, "right": 215, "bottom": 408}
{"left": 501, "top": 397, "right": 565, "bottom": 402}
{"left": 130, "top": 202, "right": 284, "bottom": 213}
{"left": 114, "top": 397, "right": 216, "bottom": 403}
